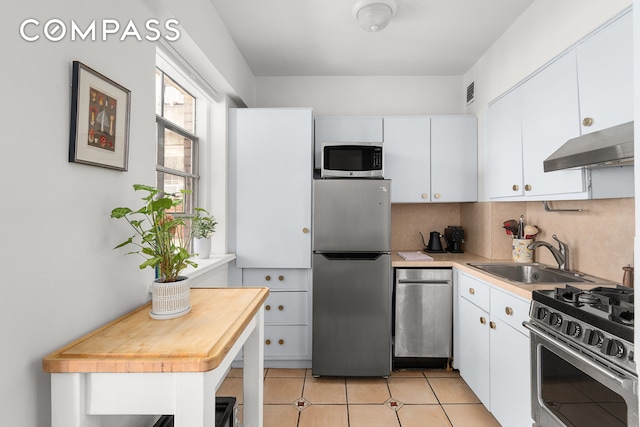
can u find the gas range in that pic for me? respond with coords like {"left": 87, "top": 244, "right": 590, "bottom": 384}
{"left": 529, "top": 285, "right": 635, "bottom": 375}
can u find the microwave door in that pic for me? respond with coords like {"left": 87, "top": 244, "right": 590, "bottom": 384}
{"left": 313, "top": 179, "right": 390, "bottom": 252}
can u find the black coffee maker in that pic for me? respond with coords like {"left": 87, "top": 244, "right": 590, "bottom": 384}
{"left": 444, "top": 226, "right": 464, "bottom": 253}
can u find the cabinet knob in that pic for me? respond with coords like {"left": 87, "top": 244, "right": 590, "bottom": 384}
{"left": 278, "top": 339, "right": 285, "bottom": 345}
{"left": 278, "top": 305, "right": 284, "bottom": 311}
{"left": 265, "top": 305, "right": 271, "bottom": 311}
{"left": 302, "top": 227, "right": 310, "bottom": 234}
{"left": 434, "top": 193, "right": 441, "bottom": 199}
{"left": 524, "top": 184, "right": 532, "bottom": 192}
{"left": 490, "top": 321, "right": 497, "bottom": 329}
{"left": 480, "top": 317, "right": 486, "bottom": 325}
{"left": 469, "top": 288, "right": 475, "bottom": 295}
{"left": 505, "top": 307, "right": 514, "bottom": 316}
{"left": 421, "top": 193, "right": 429, "bottom": 199}
{"left": 583, "top": 117, "right": 594, "bottom": 127}
{"left": 265, "top": 275, "right": 271, "bottom": 281}
{"left": 279, "top": 275, "right": 284, "bottom": 281}
{"left": 512, "top": 184, "right": 519, "bottom": 192}
{"left": 265, "top": 339, "right": 271, "bottom": 345}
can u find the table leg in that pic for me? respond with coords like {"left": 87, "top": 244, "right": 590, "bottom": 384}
{"left": 51, "top": 373, "right": 99, "bottom": 427}
{"left": 242, "top": 308, "right": 264, "bottom": 427}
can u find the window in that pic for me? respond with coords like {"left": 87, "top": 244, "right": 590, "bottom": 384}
{"left": 155, "top": 68, "right": 199, "bottom": 239}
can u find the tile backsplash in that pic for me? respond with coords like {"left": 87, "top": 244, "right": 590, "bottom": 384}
{"left": 392, "top": 198, "right": 634, "bottom": 283}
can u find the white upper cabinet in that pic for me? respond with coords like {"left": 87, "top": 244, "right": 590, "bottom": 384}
{"left": 231, "top": 108, "right": 313, "bottom": 268}
{"left": 383, "top": 116, "right": 431, "bottom": 202}
{"left": 314, "top": 116, "right": 383, "bottom": 168}
{"left": 520, "top": 51, "right": 585, "bottom": 198}
{"left": 431, "top": 116, "right": 477, "bottom": 202}
{"left": 576, "top": 11, "right": 633, "bottom": 134}
{"left": 384, "top": 115, "right": 477, "bottom": 203}
{"left": 486, "top": 87, "right": 524, "bottom": 199}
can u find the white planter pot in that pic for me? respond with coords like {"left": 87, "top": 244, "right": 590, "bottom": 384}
{"left": 150, "top": 276, "right": 191, "bottom": 320}
{"left": 194, "top": 237, "right": 212, "bottom": 259}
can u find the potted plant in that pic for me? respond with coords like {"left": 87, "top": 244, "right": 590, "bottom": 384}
{"left": 111, "top": 184, "right": 197, "bottom": 319}
{"left": 191, "top": 207, "right": 217, "bottom": 259}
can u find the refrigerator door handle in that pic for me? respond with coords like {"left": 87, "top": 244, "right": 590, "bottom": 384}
{"left": 316, "top": 252, "right": 386, "bottom": 261}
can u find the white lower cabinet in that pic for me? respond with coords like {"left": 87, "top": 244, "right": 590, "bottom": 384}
{"left": 242, "top": 269, "right": 311, "bottom": 366}
{"left": 456, "top": 271, "right": 532, "bottom": 427}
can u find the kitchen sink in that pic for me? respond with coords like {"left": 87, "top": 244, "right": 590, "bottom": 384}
{"left": 467, "top": 262, "right": 608, "bottom": 284}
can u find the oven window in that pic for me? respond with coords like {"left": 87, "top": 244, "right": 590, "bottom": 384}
{"left": 540, "top": 347, "right": 627, "bottom": 426}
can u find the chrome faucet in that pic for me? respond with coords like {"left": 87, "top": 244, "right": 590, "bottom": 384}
{"left": 527, "top": 235, "right": 570, "bottom": 270}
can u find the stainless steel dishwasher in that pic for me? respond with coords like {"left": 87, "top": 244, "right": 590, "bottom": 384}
{"left": 394, "top": 268, "right": 453, "bottom": 359}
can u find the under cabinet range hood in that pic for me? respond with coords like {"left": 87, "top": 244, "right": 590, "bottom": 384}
{"left": 543, "top": 121, "right": 634, "bottom": 172}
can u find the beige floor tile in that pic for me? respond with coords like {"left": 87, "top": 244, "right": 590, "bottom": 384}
{"left": 349, "top": 404, "right": 400, "bottom": 427}
{"left": 424, "top": 369, "right": 461, "bottom": 378}
{"left": 264, "top": 404, "right": 299, "bottom": 427}
{"left": 398, "top": 405, "right": 452, "bottom": 427}
{"left": 346, "top": 378, "right": 391, "bottom": 404}
{"left": 217, "top": 377, "right": 243, "bottom": 405}
{"left": 226, "top": 368, "right": 243, "bottom": 378}
{"left": 428, "top": 377, "right": 480, "bottom": 404}
{"left": 264, "top": 377, "right": 304, "bottom": 404}
{"left": 388, "top": 377, "right": 439, "bottom": 404}
{"left": 303, "top": 377, "right": 347, "bottom": 404}
{"left": 298, "top": 404, "right": 349, "bottom": 427}
{"left": 390, "top": 369, "right": 426, "bottom": 378}
{"left": 266, "top": 368, "right": 307, "bottom": 377}
{"left": 443, "top": 404, "right": 501, "bottom": 427}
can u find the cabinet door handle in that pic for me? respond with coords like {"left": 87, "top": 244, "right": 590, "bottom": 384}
{"left": 302, "top": 227, "right": 309, "bottom": 234}
{"left": 279, "top": 275, "right": 284, "bottom": 281}
{"left": 278, "top": 339, "right": 285, "bottom": 345}
{"left": 480, "top": 317, "right": 486, "bottom": 325}
{"left": 434, "top": 193, "right": 441, "bottom": 199}
{"left": 469, "top": 288, "right": 475, "bottom": 295}
{"left": 265, "top": 339, "right": 271, "bottom": 345}
{"left": 278, "top": 305, "right": 284, "bottom": 311}
{"left": 490, "top": 321, "right": 497, "bottom": 329}
{"left": 583, "top": 117, "right": 593, "bottom": 127}
{"left": 421, "top": 193, "right": 429, "bottom": 199}
{"left": 524, "top": 184, "right": 532, "bottom": 192}
{"left": 512, "top": 184, "right": 519, "bottom": 192}
{"left": 505, "top": 307, "right": 514, "bottom": 316}
{"left": 265, "top": 275, "right": 271, "bottom": 281}
{"left": 265, "top": 305, "right": 271, "bottom": 311}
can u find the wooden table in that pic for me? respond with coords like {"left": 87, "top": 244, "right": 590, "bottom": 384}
{"left": 43, "top": 288, "right": 269, "bottom": 427}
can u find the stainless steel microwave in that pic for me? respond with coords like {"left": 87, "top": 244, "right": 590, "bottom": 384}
{"left": 320, "top": 141, "right": 383, "bottom": 178}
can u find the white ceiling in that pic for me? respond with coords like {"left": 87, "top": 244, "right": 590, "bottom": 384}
{"left": 208, "top": 0, "right": 535, "bottom": 76}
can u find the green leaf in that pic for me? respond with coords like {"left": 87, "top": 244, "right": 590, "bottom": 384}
{"left": 110, "top": 207, "right": 132, "bottom": 218}
{"left": 113, "top": 237, "right": 134, "bottom": 249}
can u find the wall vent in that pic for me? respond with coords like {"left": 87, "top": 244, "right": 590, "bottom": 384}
{"left": 466, "top": 82, "right": 475, "bottom": 105}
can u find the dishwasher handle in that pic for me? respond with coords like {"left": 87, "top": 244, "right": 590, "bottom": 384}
{"left": 397, "top": 279, "right": 451, "bottom": 284}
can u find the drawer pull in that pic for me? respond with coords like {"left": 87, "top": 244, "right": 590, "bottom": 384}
{"left": 480, "top": 317, "right": 486, "bottom": 325}
{"left": 505, "top": 307, "right": 514, "bottom": 316}
{"left": 512, "top": 184, "right": 519, "bottom": 192}
{"left": 302, "top": 227, "right": 310, "bottom": 234}
{"left": 278, "top": 305, "right": 284, "bottom": 311}
{"left": 490, "top": 321, "right": 497, "bottom": 329}
{"left": 583, "top": 117, "right": 593, "bottom": 127}
{"left": 524, "top": 184, "right": 532, "bottom": 192}
{"left": 265, "top": 305, "right": 271, "bottom": 311}
{"left": 265, "top": 275, "right": 271, "bottom": 281}
{"left": 469, "top": 288, "right": 475, "bottom": 295}
{"left": 279, "top": 275, "right": 284, "bottom": 281}
{"left": 265, "top": 339, "right": 271, "bottom": 345}
{"left": 278, "top": 339, "right": 285, "bottom": 345}
{"left": 421, "top": 193, "right": 428, "bottom": 199}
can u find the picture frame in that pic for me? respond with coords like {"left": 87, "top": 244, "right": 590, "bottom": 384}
{"left": 69, "top": 61, "right": 130, "bottom": 171}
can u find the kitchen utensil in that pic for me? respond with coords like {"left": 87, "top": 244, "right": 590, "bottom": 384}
{"left": 420, "top": 231, "right": 445, "bottom": 253}
{"left": 524, "top": 224, "right": 539, "bottom": 239}
{"left": 503, "top": 219, "right": 518, "bottom": 235}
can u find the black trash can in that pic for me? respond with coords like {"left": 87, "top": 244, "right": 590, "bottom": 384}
{"left": 153, "top": 396, "right": 237, "bottom": 427}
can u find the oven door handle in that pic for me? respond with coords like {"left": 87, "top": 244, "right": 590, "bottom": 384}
{"left": 523, "top": 321, "right": 636, "bottom": 392}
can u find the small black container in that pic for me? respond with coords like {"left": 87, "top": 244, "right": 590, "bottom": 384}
{"left": 153, "top": 396, "right": 237, "bottom": 427}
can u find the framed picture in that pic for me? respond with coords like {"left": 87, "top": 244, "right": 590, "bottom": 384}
{"left": 69, "top": 61, "right": 130, "bottom": 171}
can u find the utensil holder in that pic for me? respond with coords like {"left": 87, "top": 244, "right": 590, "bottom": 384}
{"left": 512, "top": 239, "right": 534, "bottom": 263}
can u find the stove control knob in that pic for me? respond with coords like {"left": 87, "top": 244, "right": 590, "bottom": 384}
{"left": 601, "top": 338, "right": 625, "bottom": 358}
{"left": 561, "top": 321, "right": 581, "bottom": 337}
{"left": 547, "top": 312, "right": 562, "bottom": 328}
{"left": 534, "top": 307, "right": 549, "bottom": 321}
{"left": 583, "top": 329, "right": 604, "bottom": 347}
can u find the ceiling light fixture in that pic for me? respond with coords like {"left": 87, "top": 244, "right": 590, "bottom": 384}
{"left": 353, "top": 0, "right": 397, "bottom": 33}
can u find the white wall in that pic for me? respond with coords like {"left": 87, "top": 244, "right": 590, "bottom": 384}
{"left": 463, "top": 0, "right": 632, "bottom": 201}
{"left": 255, "top": 75, "right": 464, "bottom": 115}
{"left": 0, "top": 2, "right": 251, "bottom": 426}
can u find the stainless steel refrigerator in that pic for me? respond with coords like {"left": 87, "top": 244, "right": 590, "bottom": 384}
{"left": 312, "top": 179, "right": 391, "bottom": 377}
